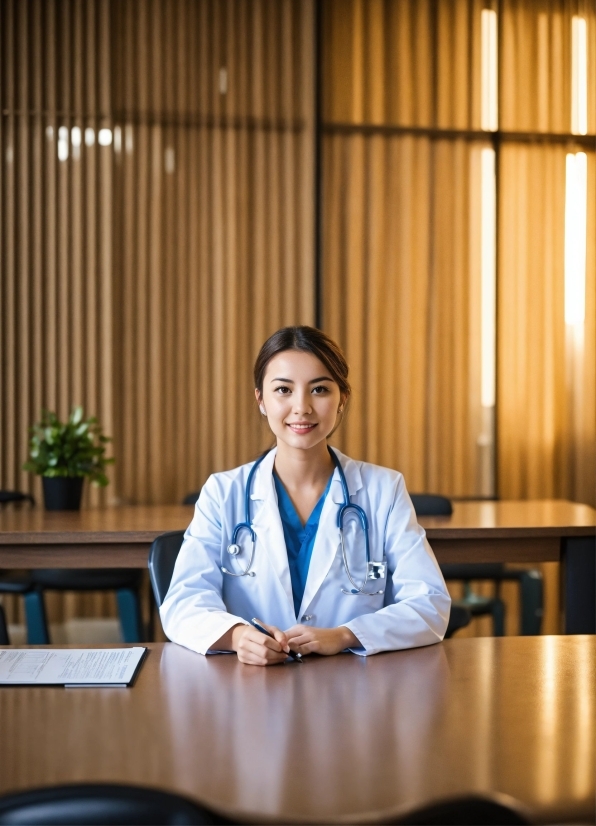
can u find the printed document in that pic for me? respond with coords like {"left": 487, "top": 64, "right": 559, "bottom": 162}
{"left": 0, "top": 647, "right": 146, "bottom": 687}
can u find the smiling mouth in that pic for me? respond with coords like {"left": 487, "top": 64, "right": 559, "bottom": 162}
{"left": 287, "top": 422, "right": 318, "bottom": 434}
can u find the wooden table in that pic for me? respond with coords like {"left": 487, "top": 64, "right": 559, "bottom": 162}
{"left": 0, "top": 500, "right": 594, "bottom": 633}
{"left": 0, "top": 637, "right": 594, "bottom": 824}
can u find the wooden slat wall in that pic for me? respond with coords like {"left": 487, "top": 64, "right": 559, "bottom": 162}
{"left": 322, "top": 0, "right": 488, "bottom": 496}
{"left": 0, "top": 0, "right": 114, "bottom": 508}
{"left": 110, "top": 0, "right": 314, "bottom": 505}
{"left": 0, "top": 0, "right": 116, "bottom": 624}
{"left": 0, "top": 0, "right": 314, "bottom": 626}
{"left": 0, "top": 0, "right": 314, "bottom": 507}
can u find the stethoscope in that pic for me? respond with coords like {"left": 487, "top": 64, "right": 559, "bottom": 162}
{"left": 221, "top": 447, "right": 387, "bottom": 596}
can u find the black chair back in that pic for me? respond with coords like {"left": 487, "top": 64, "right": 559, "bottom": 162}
{"left": 0, "top": 491, "right": 35, "bottom": 507}
{"left": 410, "top": 494, "right": 453, "bottom": 517}
{"left": 148, "top": 531, "right": 185, "bottom": 606}
{"left": 183, "top": 491, "right": 201, "bottom": 505}
{"left": 0, "top": 783, "right": 231, "bottom": 825}
{"left": 0, "top": 605, "right": 9, "bottom": 645}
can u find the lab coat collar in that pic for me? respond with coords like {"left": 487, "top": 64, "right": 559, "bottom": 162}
{"left": 249, "top": 446, "right": 363, "bottom": 503}
{"left": 250, "top": 447, "right": 364, "bottom": 622}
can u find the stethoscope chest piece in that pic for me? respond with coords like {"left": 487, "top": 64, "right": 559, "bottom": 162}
{"left": 227, "top": 543, "right": 241, "bottom": 556}
{"left": 367, "top": 560, "right": 386, "bottom": 580}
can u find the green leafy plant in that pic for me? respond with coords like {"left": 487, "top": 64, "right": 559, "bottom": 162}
{"left": 23, "top": 406, "right": 115, "bottom": 486}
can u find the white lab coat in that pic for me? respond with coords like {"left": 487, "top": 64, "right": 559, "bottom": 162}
{"left": 160, "top": 448, "right": 451, "bottom": 656}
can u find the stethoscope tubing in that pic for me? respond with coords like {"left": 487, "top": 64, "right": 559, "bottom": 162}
{"left": 221, "top": 446, "right": 385, "bottom": 594}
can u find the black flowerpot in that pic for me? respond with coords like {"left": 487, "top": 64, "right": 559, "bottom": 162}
{"left": 42, "top": 477, "right": 84, "bottom": 510}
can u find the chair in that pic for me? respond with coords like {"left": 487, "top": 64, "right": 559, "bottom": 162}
{"left": 410, "top": 493, "right": 543, "bottom": 636}
{"left": 0, "top": 492, "right": 41, "bottom": 644}
{"left": 0, "top": 491, "right": 145, "bottom": 644}
{"left": 0, "top": 783, "right": 232, "bottom": 825}
{"left": 183, "top": 491, "right": 200, "bottom": 505}
{"left": 0, "top": 604, "right": 9, "bottom": 645}
{"left": 148, "top": 531, "right": 185, "bottom": 606}
{"left": 391, "top": 793, "right": 529, "bottom": 824}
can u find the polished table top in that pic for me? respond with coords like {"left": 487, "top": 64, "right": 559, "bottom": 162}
{"left": 0, "top": 499, "right": 594, "bottom": 544}
{"left": 0, "top": 636, "right": 594, "bottom": 824}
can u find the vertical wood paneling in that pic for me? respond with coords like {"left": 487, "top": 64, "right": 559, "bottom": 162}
{"left": 1, "top": 0, "right": 116, "bottom": 624}
{"left": 110, "top": 0, "right": 315, "bottom": 504}
{"left": 1, "top": 0, "right": 114, "bottom": 506}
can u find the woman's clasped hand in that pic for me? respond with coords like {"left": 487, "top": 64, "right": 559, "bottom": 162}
{"left": 225, "top": 621, "right": 360, "bottom": 666}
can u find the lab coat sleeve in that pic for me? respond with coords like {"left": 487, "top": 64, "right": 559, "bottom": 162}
{"left": 341, "top": 475, "right": 451, "bottom": 656}
{"left": 159, "top": 475, "right": 249, "bottom": 655}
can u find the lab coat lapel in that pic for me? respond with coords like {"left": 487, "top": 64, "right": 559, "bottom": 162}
{"left": 298, "top": 451, "right": 363, "bottom": 619}
{"left": 249, "top": 449, "right": 294, "bottom": 611}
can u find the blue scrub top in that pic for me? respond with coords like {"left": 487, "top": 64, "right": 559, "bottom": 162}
{"left": 273, "top": 471, "right": 333, "bottom": 618}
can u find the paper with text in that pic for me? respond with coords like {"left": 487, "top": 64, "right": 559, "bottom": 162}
{"left": 0, "top": 648, "right": 146, "bottom": 686}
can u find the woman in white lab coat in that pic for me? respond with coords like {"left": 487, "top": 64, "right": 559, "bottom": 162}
{"left": 160, "top": 326, "right": 450, "bottom": 665}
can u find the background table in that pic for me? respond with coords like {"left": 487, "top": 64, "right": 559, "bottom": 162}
{"left": 0, "top": 637, "right": 594, "bottom": 824}
{"left": 0, "top": 500, "right": 594, "bottom": 632}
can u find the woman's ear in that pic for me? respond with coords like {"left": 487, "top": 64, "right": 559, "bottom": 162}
{"left": 255, "top": 388, "right": 266, "bottom": 417}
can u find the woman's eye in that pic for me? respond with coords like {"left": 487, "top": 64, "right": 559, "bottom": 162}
{"left": 274, "top": 386, "right": 291, "bottom": 394}
{"left": 312, "top": 385, "right": 330, "bottom": 394}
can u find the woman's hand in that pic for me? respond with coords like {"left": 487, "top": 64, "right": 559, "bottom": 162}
{"left": 285, "top": 624, "right": 361, "bottom": 656}
{"left": 214, "top": 622, "right": 291, "bottom": 666}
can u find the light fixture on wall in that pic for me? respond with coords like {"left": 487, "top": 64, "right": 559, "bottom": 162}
{"left": 481, "top": 8, "right": 498, "bottom": 131}
{"left": 98, "top": 128, "right": 113, "bottom": 147}
{"left": 57, "top": 126, "right": 69, "bottom": 161}
{"left": 71, "top": 126, "right": 82, "bottom": 160}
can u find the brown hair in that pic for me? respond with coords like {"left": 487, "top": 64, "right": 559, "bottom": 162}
{"left": 254, "top": 326, "right": 351, "bottom": 400}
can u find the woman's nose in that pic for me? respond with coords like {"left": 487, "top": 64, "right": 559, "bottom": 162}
{"left": 293, "top": 392, "right": 312, "bottom": 413}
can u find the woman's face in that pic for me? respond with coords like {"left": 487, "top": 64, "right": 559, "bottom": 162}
{"left": 256, "top": 350, "right": 344, "bottom": 452}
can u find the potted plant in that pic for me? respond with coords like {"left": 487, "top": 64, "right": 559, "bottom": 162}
{"left": 23, "top": 407, "right": 114, "bottom": 510}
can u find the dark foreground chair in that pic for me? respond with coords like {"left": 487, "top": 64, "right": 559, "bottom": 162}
{"left": 391, "top": 794, "right": 530, "bottom": 824}
{"left": 410, "top": 493, "right": 543, "bottom": 636}
{"left": 0, "top": 784, "right": 231, "bottom": 825}
{"left": 148, "top": 531, "right": 185, "bottom": 606}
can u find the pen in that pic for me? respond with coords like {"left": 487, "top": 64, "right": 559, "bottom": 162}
{"left": 251, "top": 618, "right": 303, "bottom": 662}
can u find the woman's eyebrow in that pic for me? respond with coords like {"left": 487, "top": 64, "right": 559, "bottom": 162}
{"left": 269, "top": 376, "right": 334, "bottom": 383}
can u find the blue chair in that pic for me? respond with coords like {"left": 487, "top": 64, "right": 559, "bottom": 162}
{"left": 0, "top": 491, "right": 144, "bottom": 644}
{"left": 0, "top": 783, "right": 232, "bottom": 825}
{"left": 411, "top": 493, "right": 543, "bottom": 636}
{"left": 0, "top": 492, "right": 42, "bottom": 644}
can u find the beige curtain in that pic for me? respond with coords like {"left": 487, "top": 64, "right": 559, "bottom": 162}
{"left": 322, "top": 0, "right": 489, "bottom": 494}
{"left": 323, "top": 133, "right": 490, "bottom": 496}
{"left": 321, "top": 0, "right": 595, "bottom": 636}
